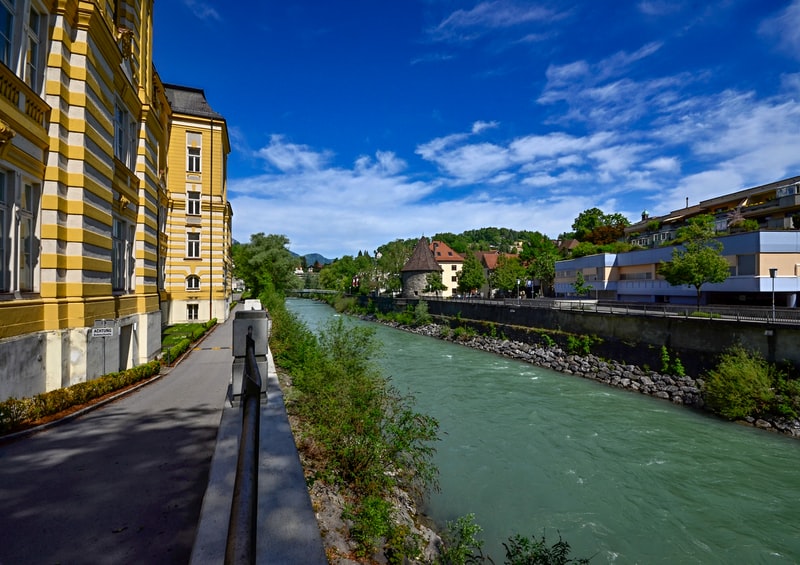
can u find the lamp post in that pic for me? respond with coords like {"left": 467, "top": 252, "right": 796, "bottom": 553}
{"left": 516, "top": 279, "right": 520, "bottom": 305}
{"left": 769, "top": 268, "right": 778, "bottom": 322}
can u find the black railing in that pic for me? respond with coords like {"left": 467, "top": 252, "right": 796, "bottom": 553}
{"left": 225, "top": 327, "right": 263, "bottom": 565}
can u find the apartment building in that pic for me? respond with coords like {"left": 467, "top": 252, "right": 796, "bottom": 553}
{"left": 160, "top": 84, "right": 232, "bottom": 325}
{"left": 0, "top": 1, "right": 231, "bottom": 402}
{"left": 555, "top": 177, "right": 800, "bottom": 307}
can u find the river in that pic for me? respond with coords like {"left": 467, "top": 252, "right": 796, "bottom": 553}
{"left": 286, "top": 298, "right": 800, "bottom": 564}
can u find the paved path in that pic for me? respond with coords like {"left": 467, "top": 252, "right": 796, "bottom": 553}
{"left": 0, "top": 317, "right": 234, "bottom": 564}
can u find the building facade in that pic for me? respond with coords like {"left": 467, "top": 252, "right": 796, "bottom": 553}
{"left": 556, "top": 232, "right": 800, "bottom": 307}
{"left": 161, "top": 85, "right": 232, "bottom": 325}
{"left": 430, "top": 240, "right": 462, "bottom": 298}
{"left": 0, "top": 1, "right": 231, "bottom": 402}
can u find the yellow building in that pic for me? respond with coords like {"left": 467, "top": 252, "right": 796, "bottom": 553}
{"left": 0, "top": 1, "right": 231, "bottom": 402}
{"left": 161, "top": 84, "right": 232, "bottom": 325}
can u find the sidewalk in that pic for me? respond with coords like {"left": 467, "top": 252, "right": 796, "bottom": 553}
{"left": 190, "top": 309, "right": 328, "bottom": 565}
{"left": 0, "top": 308, "right": 327, "bottom": 565}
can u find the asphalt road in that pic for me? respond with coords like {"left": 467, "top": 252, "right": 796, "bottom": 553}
{"left": 0, "top": 319, "right": 235, "bottom": 565}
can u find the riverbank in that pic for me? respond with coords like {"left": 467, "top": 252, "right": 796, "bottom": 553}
{"left": 363, "top": 315, "right": 800, "bottom": 440}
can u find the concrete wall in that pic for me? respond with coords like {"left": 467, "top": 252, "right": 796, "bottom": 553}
{"left": 361, "top": 296, "right": 800, "bottom": 376}
{"left": 0, "top": 310, "right": 163, "bottom": 402}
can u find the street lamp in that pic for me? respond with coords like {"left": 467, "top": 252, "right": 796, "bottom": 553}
{"left": 516, "top": 279, "right": 520, "bottom": 305}
{"left": 769, "top": 268, "right": 778, "bottom": 322}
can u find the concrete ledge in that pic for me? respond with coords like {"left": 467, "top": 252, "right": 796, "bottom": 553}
{"left": 190, "top": 351, "right": 327, "bottom": 565}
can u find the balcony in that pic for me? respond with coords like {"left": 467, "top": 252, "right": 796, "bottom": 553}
{"left": 0, "top": 63, "right": 51, "bottom": 143}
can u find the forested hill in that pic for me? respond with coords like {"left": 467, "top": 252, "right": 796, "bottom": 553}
{"left": 431, "top": 227, "right": 540, "bottom": 253}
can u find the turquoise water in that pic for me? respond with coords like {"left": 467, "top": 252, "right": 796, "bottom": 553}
{"left": 286, "top": 299, "right": 800, "bottom": 564}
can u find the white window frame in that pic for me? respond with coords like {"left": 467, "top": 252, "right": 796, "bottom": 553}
{"left": 0, "top": 171, "right": 40, "bottom": 294}
{"left": 114, "top": 102, "right": 138, "bottom": 170}
{"left": 24, "top": 5, "right": 44, "bottom": 92}
{"left": 112, "top": 217, "right": 134, "bottom": 292}
{"left": 186, "top": 274, "right": 200, "bottom": 291}
{"left": 187, "top": 303, "right": 199, "bottom": 321}
{"left": 186, "top": 132, "right": 202, "bottom": 173}
{"left": 186, "top": 231, "right": 200, "bottom": 259}
{"left": 186, "top": 190, "right": 201, "bottom": 215}
{"left": 0, "top": 170, "right": 7, "bottom": 292}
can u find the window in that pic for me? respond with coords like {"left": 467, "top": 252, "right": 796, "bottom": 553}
{"left": 451, "top": 265, "right": 457, "bottom": 271}
{"left": 187, "top": 303, "right": 199, "bottom": 321}
{"left": 0, "top": 171, "right": 7, "bottom": 291}
{"left": 187, "top": 132, "right": 201, "bottom": 172}
{"left": 112, "top": 218, "right": 134, "bottom": 292}
{"left": 18, "top": 182, "right": 36, "bottom": 291}
{"left": 737, "top": 254, "right": 756, "bottom": 276}
{"left": 0, "top": 174, "right": 40, "bottom": 293}
{"left": 25, "top": 7, "right": 42, "bottom": 91}
{"left": 187, "top": 231, "right": 200, "bottom": 258}
{"left": 186, "top": 274, "right": 200, "bottom": 291}
{"left": 0, "top": 0, "right": 12, "bottom": 67}
{"left": 187, "top": 191, "right": 201, "bottom": 215}
{"left": 114, "top": 102, "right": 138, "bottom": 169}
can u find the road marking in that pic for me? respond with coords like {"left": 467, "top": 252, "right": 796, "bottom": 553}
{"left": 193, "top": 346, "right": 231, "bottom": 351}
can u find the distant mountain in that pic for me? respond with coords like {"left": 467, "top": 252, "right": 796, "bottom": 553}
{"left": 290, "top": 251, "right": 332, "bottom": 266}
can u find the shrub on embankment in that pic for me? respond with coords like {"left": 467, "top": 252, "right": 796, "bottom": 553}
{"left": 0, "top": 318, "right": 218, "bottom": 436}
{"left": 266, "top": 292, "right": 440, "bottom": 561}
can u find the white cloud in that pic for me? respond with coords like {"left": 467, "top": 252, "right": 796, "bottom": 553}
{"left": 759, "top": 0, "right": 800, "bottom": 60}
{"left": 182, "top": 0, "right": 221, "bottom": 21}
{"left": 257, "top": 135, "right": 333, "bottom": 173}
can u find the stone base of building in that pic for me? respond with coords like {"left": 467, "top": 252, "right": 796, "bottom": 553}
{"left": 0, "top": 310, "right": 161, "bottom": 402}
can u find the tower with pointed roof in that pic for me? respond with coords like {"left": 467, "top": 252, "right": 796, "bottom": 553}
{"left": 400, "top": 237, "right": 442, "bottom": 298}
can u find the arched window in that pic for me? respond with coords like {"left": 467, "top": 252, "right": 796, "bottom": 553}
{"left": 186, "top": 275, "right": 200, "bottom": 291}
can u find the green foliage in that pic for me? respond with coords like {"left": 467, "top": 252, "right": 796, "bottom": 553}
{"left": 571, "top": 207, "right": 630, "bottom": 242}
{"left": 572, "top": 272, "right": 591, "bottom": 296}
{"left": 271, "top": 301, "right": 439, "bottom": 562}
{"left": 345, "top": 495, "right": 393, "bottom": 558}
{"left": 660, "top": 346, "right": 686, "bottom": 377}
{"left": 414, "top": 300, "right": 433, "bottom": 326}
{"left": 521, "top": 233, "right": 560, "bottom": 297}
{"left": 426, "top": 271, "right": 448, "bottom": 295}
{"left": 453, "top": 325, "right": 477, "bottom": 340}
{"left": 566, "top": 334, "right": 595, "bottom": 355}
{"left": 539, "top": 333, "right": 556, "bottom": 348}
{"left": 372, "top": 238, "right": 416, "bottom": 295}
{"left": 491, "top": 255, "right": 527, "bottom": 293}
{"left": 436, "top": 514, "right": 485, "bottom": 565}
{"left": 232, "top": 233, "right": 301, "bottom": 297}
{"left": 703, "top": 346, "right": 780, "bottom": 420}
{"left": 658, "top": 217, "right": 730, "bottom": 307}
{"left": 458, "top": 252, "right": 487, "bottom": 294}
{"left": 503, "top": 532, "right": 591, "bottom": 564}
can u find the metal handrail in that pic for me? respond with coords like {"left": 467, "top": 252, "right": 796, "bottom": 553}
{"left": 225, "top": 328, "right": 263, "bottom": 565}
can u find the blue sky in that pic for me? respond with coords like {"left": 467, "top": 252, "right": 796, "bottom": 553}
{"left": 154, "top": 1, "right": 800, "bottom": 259}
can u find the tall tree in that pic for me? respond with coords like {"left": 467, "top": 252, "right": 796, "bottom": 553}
{"left": 520, "top": 232, "right": 559, "bottom": 297}
{"left": 659, "top": 215, "right": 730, "bottom": 308}
{"left": 376, "top": 239, "right": 415, "bottom": 295}
{"left": 571, "top": 208, "right": 630, "bottom": 242}
{"left": 457, "top": 252, "right": 486, "bottom": 295}
{"left": 491, "top": 255, "right": 527, "bottom": 295}
{"left": 232, "top": 233, "right": 300, "bottom": 299}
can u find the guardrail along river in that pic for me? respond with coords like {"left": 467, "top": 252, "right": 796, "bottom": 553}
{"left": 287, "top": 298, "right": 800, "bottom": 564}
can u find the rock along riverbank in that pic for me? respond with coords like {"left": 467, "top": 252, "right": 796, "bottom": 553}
{"left": 363, "top": 316, "right": 800, "bottom": 440}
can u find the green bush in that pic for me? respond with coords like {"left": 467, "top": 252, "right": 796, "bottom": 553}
{"left": 703, "top": 346, "right": 779, "bottom": 420}
{"left": 503, "top": 531, "right": 591, "bottom": 564}
{"left": 566, "top": 334, "right": 596, "bottom": 355}
{"left": 413, "top": 301, "right": 432, "bottom": 326}
{"left": 0, "top": 359, "right": 161, "bottom": 435}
